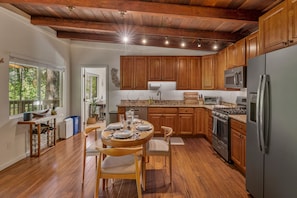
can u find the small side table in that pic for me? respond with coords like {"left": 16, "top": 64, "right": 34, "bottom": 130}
{"left": 18, "top": 115, "right": 57, "bottom": 157}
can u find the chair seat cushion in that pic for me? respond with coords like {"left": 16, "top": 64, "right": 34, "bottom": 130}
{"left": 102, "top": 155, "right": 141, "bottom": 174}
{"left": 148, "top": 139, "right": 169, "bottom": 152}
{"left": 86, "top": 139, "right": 102, "bottom": 156}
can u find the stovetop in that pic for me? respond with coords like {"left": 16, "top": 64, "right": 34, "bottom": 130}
{"left": 213, "top": 107, "right": 247, "bottom": 115}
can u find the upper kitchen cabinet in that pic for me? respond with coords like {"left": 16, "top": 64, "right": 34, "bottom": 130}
{"left": 120, "top": 56, "right": 148, "bottom": 90}
{"left": 216, "top": 49, "right": 227, "bottom": 90}
{"left": 259, "top": 1, "right": 288, "bottom": 53}
{"left": 176, "top": 56, "right": 201, "bottom": 90}
{"left": 201, "top": 55, "right": 216, "bottom": 90}
{"left": 246, "top": 31, "right": 259, "bottom": 61}
{"left": 148, "top": 56, "right": 177, "bottom": 81}
{"left": 288, "top": 0, "right": 297, "bottom": 44}
{"left": 226, "top": 38, "right": 246, "bottom": 68}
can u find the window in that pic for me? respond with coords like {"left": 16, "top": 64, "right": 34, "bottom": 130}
{"left": 9, "top": 61, "right": 63, "bottom": 116}
{"left": 85, "top": 73, "right": 98, "bottom": 100}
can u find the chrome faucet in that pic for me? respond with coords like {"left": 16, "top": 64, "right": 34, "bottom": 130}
{"left": 157, "top": 90, "right": 161, "bottom": 101}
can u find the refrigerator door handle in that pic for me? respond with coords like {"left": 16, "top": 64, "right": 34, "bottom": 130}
{"left": 263, "top": 75, "right": 270, "bottom": 153}
{"left": 259, "top": 75, "right": 266, "bottom": 154}
{"left": 256, "top": 75, "right": 264, "bottom": 152}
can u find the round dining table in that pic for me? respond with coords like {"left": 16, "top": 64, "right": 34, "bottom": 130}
{"left": 101, "top": 120, "right": 154, "bottom": 190}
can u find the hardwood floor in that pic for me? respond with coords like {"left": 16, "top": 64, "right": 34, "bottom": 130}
{"left": 0, "top": 133, "right": 248, "bottom": 198}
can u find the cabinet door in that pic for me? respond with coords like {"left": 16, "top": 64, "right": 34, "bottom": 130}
{"left": 176, "top": 57, "right": 189, "bottom": 90}
{"left": 148, "top": 56, "right": 162, "bottom": 81}
{"left": 195, "top": 108, "right": 205, "bottom": 135}
{"left": 189, "top": 57, "right": 202, "bottom": 90}
{"left": 162, "top": 114, "right": 177, "bottom": 135}
{"left": 246, "top": 31, "right": 259, "bottom": 61}
{"left": 179, "top": 114, "right": 194, "bottom": 135}
{"left": 288, "top": 0, "right": 297, "bottom": 44}
{"left": 235, "top": 38, "right": 246, "bottom": 66}
{"left": 161, "top": 57, "right": 177, "bottom": 81}
{"left": 216, "top": 49, "right": 226, "bottom": 90}
{"left": 226, "top": 44, "right": 236, "bottom": 69}
{"left": 202, "top": 55, "right": 216, "bottom": 90}
{"left": 231, "top": 128, "right": 242, "bottom": 166}
{"left": 133, "top": 56, "right": 148, "bottom": 90}
{"left": 120, "top": 56, "right": 134, "bottom": 89}
{"left": 259, "top": 1, "right": 288, "bottom": 53}
{"left": 148, "top": 114, "right": 162, "bottom": 134}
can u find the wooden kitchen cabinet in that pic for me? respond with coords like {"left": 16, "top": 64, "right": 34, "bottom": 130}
{"left": 195, "top": 108, "right": 205, "bottom": 135}
{"left": 226, "top": 38, "right": 246, "bottom": 68}
{"left": 120, "top": 56, "right": 148, "bottom": 90}
{"left": 231, "top": 118, "right": 246, "bottom": 175}
{"left": 178, "top": 108, "right": 194, "bottom": 135}
{"left": 148, "top": 56, "right": 177, "bottom": 81}
{"left": 288, "top": 0, "right": 297, "bottom": 45}
{"left": 216, "top": 49, "right": 227, "bottom": 90}
{"left": 201, "top": 55, "right": 216, "bottom": 90}
{"left": 259, "top": 1, "right": 288, "bottom": 54}
{"left": 176, "top": 56, "right": 201, "bottom": 90}
{"left": 147, "top": 107, "right": 177, "bottom": 135}
{"left": 246, "top": 31, "right": 259, "bottom": 61}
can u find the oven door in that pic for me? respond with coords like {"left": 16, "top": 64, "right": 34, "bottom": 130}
{"left": 212, "top": 115, "right": 229, "bottom": 145}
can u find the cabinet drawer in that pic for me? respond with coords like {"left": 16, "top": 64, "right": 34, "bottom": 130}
{"left": 231, "top": 119, "right": 246, "bottom": 135}
{"left": 148, "top": 107, "right": 178, "bottom": 114}
{"left": 179, "top": 107, "right": 194, "bottom": 114}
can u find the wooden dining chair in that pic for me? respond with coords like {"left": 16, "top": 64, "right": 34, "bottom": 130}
{"left": 94, "top": 147, "right": 143, "bottom": 198}
{"left": 82, "top": 126, "right": 101, "bottom": 185}
{"left": 146, "top": 126, "right": 173, "bottom": 183}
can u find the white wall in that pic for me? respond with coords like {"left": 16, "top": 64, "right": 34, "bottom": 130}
{"left": 0, "top": 7, "right": 71, "bottom": 170}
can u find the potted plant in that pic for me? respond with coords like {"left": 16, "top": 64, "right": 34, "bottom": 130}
{"left": 87, "top": 97, "right": 98, "bottom": 124}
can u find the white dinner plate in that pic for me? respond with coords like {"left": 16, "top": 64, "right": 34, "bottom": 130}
{"left": 106, "top": 123, "right": 122, "bottom": 130}
{"left": 136, "top": 124, "right": 152, "bottom": 131}
{"left": 113, "top": 130, "right": 133, "bottom": 139}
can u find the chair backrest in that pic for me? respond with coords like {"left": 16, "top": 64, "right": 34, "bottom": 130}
{"left": 97, "top": 147, "right": 143, "bottom": 157}
{"left": 161, "top": 126, "right": 173, "bottom": 143}
{"left": 83, "top": 126, "right": 100, "bottom": 149}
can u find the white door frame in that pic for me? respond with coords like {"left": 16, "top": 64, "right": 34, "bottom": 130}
{"left": 81, "top": 65, "right": 109, "bottom": 131}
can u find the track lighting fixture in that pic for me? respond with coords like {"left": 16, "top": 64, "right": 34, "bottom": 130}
{"left": 197, "top": 39, "right": 202, "bottom": 48}
{"left": 164, "top": 37, "right": 169, "bottom": 45}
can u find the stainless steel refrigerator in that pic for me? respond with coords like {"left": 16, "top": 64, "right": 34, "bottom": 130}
{"left": 246, "top": 44, "right": 297, "bottom": 198}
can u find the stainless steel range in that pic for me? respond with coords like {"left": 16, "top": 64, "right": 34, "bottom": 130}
{"left": 212, "top": 97, "right": 247, "bottom": 163}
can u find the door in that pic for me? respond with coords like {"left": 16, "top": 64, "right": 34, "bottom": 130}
{"left": 246, "top": 55, "right": 266, "bottom": 198}
{"left": 264, "top": 45, "right": 297, "bottom": 197}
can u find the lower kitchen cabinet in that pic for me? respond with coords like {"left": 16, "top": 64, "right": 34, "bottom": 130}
{"left": 178, "top": 108, "right": 194, "bottom": 135}
{"left": 147, "top": 107, "right": 177, "bottom": 135}
{"left": 230, "top": 118, "right": 246, "bottom": 175}
{"left": 195, "top": 108, "right": 205, "bottom": 135}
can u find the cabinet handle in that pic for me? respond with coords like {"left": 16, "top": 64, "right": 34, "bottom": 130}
{"left": 283, "top": 41, "right": 288, "bottom": 46}
{"left": 289, "top": 40, "right": 294, "bottom": 44}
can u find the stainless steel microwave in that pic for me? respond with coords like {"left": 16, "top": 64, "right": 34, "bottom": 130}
{"left": 224, "top": 66, "right": 247, "bottom": 89}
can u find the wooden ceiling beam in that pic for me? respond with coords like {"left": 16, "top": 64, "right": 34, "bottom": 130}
{"left": 1, "top": 0, "right": 262, "bottom": 22}
{"left": 32, "top": 16, "right": 242, "bottom": 42}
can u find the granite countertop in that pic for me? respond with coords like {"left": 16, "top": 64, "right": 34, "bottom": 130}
{"left": 117, "top": 100, "right": 233, "bottom": 109}
{"left": 229, "top": 115, "right": 247, "bottom": 123}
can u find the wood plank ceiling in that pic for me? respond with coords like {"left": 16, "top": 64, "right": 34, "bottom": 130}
{"left": 0, "top": 0, "right": 283, "bottom": 51}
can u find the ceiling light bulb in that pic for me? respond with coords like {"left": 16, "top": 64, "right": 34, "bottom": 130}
{"left": 164, "top": 37, "right": 169, "bottom": 45}
{"left": 181, "top": 41, "right": 186, "bottom": 47}
{"left": 198, "top": 43, "right": 201, "bottom": 48}
{"left": 142, "top": 38, "right": 147, "bottom": 44}
{"left": 213, "top": 43, "right": 218, "bottom": 50}
{"left": 123, "top": 36, "right": 129, "bottom": 43}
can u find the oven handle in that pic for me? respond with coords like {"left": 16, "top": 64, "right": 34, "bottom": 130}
{"left": 212, "top": 115, "right": 228, "bottom": 124}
